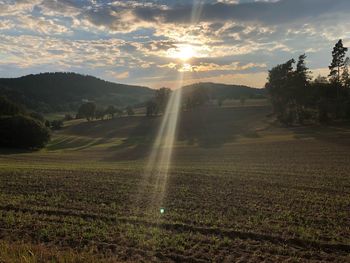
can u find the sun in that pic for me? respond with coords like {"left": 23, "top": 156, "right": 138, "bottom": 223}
{"left": 168, "top": 45, "right": 196, "bottom": 61}
{"left": 176, "top": 45, "right": 196, "bottom": 61}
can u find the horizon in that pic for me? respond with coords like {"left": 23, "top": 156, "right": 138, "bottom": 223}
{"left": 0, "top": 71, "right": 262, "bottom": 90}
{"left": 0, "top": 0, "right": 349, "bottom": 89}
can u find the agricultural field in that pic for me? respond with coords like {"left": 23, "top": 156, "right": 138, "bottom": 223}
{"left": 0, "top": 105, "right": 350, "bottom": 262}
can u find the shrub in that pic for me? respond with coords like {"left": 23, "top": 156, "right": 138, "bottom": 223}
{"left": 126, "top": 106, "right": 135, "bottom": 116}
{"left": 64, "top": 114, "right": 74, "bottom": 121}
{"left": 29, "top": 112, "right": 45, "bottom": 122}
{"left": 0, "top": 115, "right": 50, "bottom": 149}
{"left": 0, "top": 96, "right": 22, "bottom": 116}
{"left": 51, "top": 120, "right": 63, "bottom": 130}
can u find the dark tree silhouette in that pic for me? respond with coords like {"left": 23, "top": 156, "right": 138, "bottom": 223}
{"left": 265, "top": 59, "right": 295, "bottom": 124}
{"left": 51, "top": 119, "right": 63, "bottom": 130}
{"left": 185, "top": 88, "right": 210, "bottom": 110}
{"left": 146, "top": 101, "right": 158, "bottom": 116}
{"left": 155, "top": 87, "right": 171, "bottom": 113}
{"left": 126, "top": 106, "right": 135, "bottom": 116}
{"left": 0, "top": 115, "right": 50, "bottom": 149}
{"left": 342, "top": 57, "right": 350, "bottom": 88}
{"left": 95, "top": 108, "right": 106, "bottom": 120}
{"left": 0, "top": 96, "right": 23, "bottom": 116}
{"left": 329, "top": 39, "right": 348, "bottom": 97}
{"left": 77, "top": 102, "right": 96, "bottom": 121}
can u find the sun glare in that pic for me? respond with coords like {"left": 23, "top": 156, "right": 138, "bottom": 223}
{"left": 168, "top": 45, "right": 196, "bottom": 61}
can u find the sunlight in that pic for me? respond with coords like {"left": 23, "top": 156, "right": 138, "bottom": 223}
{"left": 179, "top": 63, "right": 193, "bottom": 72}
{"left": 134, "top": 72, "right": 183, "bottom": 218}
{"left": 144, "top": 76, "right": 183, "bottom": 215}
{"left": 167, "top": 44, "right": 196, "bottom": 61}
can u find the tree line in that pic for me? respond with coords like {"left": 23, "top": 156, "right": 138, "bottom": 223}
{"left": 266, "top": 39, "right": 350, "bottom": 125}
{"left": 145, "top": 87, "right": 214, "bottom": 116}
{"left": 76, "top": 102, "right": 135, "bottom": 121}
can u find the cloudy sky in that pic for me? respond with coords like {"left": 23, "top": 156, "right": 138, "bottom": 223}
{"left": 0, "top": 0, "right": 349, "bottom": 89}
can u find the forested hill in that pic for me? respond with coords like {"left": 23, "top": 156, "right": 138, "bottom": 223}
{"left": 0, "top": 72, "right": 154, "bottom": 112}
{"left": 181, "top": 82, "right": 266, "bottom": 99}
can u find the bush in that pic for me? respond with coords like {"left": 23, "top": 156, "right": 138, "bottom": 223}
{"left": 29, "top": 112, "right": 45, "bottom": 122}
{"left": 64, "top": 114, "right": 74, "bottom": 121}
{"left": 51, "top": 120, "right": 63, "bottom": 130}
{"left": 126, "top": 106, "right": 135, "bottom": 116}
{"left": 0, "top": 96, "right": 23, "bottom": 116}
{"left": 0, "top": 115, "right": 50, "bottom": 149}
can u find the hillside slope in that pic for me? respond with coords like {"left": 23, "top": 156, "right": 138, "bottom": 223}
{"left": 181, "top": 82, "right": 266, "bottom": 99}
{"left": 0, "top": 72, "right": 154, "bottom": 112}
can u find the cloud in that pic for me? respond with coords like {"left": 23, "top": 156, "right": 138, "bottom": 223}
{"left": 0, "top": 0, "right": 349, "bottom": 89}
{"left": 133, "top": 0, "right": 350, "bottom": 25}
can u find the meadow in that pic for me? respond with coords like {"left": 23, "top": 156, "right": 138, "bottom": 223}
{"left": 0, "top": 104, "right": 349, "bottom": 262}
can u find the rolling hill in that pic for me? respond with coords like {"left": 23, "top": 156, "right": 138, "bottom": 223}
{"left": 0, "top": 72, "right": 154, "bottom": 112}
{"left": 181, "top": 82, "right": 266, "bottom": 100}
{"left": 0, "top": 73, "right": 267, "bottom": 113}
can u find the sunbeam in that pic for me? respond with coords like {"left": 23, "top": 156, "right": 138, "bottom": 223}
{"left": 134, "top": 72, "right": 183, "bottom": 218}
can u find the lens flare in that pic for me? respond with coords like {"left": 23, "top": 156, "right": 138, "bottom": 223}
{"left": 135, "top": 73, "right": 183, "bottom": 218}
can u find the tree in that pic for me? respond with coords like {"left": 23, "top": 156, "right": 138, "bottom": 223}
{"left": 155, "top": 88, "right": 171, "bottom": 113}
{"left": 126, "top": 106, "right": 135, "bottom": 116}
{"left": 0, "top": 115, "right": 50, "bottom": 149}
{"left": 217, "top": 97, "right": 224, "bottom": 107}
{"left": 146, "top": 101, "right": 158, "bottom": 116}
{"left": 329, "top": 39, "right": 348, "bottom": 97}
{"left": 105, "top": 105, "right": 117, "bottom": 119}
{"left": 51, "top": 119, "right": 63, "bottom": 130}
{"left": 265, "top": 59, "right": 295, "bottom": 124}
{"left": 341, "top": 57, "right": 350, "bottom": 88}
{"left": 77, "top": 102, "right": 96, "bottom": 121}
{"left": 296, "top": 54, "right": 311, "bottom": 87}
{"left": 0, "top": 96, "right": 22, "bottom": 116}
{"left": 64, "top": 114, "right": 74, "bottom": 121}
{"left": 314, "top": 75, "right": 329, "bottom": 84}
{"left": 294, "top": 54, "right": 312, "bottom": 121}
{"left": 95, "top": 108, "right": 106, "bottom": 120}
{"left": 29, "top": 112, "right": 45, "bottom": 123}
{"left": 185, "top": 88, "right": 210, "bottom": 110}
{"left": 240, "top": 96, "right": 246, "bottom": 106}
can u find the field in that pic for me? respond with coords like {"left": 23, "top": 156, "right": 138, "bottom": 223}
{"left": 0, "top": 104, "right": 350, "bottom": 262}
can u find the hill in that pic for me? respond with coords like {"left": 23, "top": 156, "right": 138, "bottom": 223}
{"left": 0, "top": 72, "right": 154, "bottom": 112}
{"left": 181, "top": 82, "right": 266, "bottom": 100}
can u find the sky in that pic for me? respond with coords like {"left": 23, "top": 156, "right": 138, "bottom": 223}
{"left": 0, "top": 0, "right": 349, "bottom": 89}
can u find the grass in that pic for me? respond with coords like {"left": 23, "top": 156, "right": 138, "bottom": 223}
{"left": 0, "top": 104, "right": 350, "bottom": 262}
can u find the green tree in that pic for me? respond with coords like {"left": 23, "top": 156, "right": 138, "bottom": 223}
{"left": 240, "top": 96, "right": 246, "bottom": 106}
{"left": 126, "top": 106, "right": 135, "bottom": 116}
{"left": 0, "top": 115, "right": 50, "bottom": 149}
{"left": 155, "top": 87, "right": 171, "bottom": 113}
{"left": 265, "top": 59, "right": 296, "bottom": 124}
{"left": 329, "top": 39, "right": 348, "bottom": 97}
{"left": 105, "top": 105, "right": 117, "bottom": 119}
{"left": 29, "top": 112, "right": 45, "bottom": 123}
{"left": 341, "top": 57, "right": 350, "bottom": 88}
{"left": 77, "top": 102, "right": 96, "bottom": 121}
{"left": 146, "top": 101, "right": 158, "bottom": 116}
{"left": 185, "top": 88, "right": 210, "bottom": 110}
{"left": 95, "top": 108, "right": 106, "bottom": 120}
{"left": 0, "top": 96, "right": 23, "bottom": 116}
{"left": 51, "top": 119, "right": 63, "bottom": 130}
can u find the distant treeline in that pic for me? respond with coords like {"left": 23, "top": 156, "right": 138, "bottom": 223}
{"left": 145, "top": 84, "right": 266, "bottom": 116}
{"left": 0, "top": 72, "right": 153, "bottom": 113}
{"left": 266, "top": 39, "right": 350, "bottom": 125}
{"left": 75, "top": 102, "right": 135, "bottom": 121}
